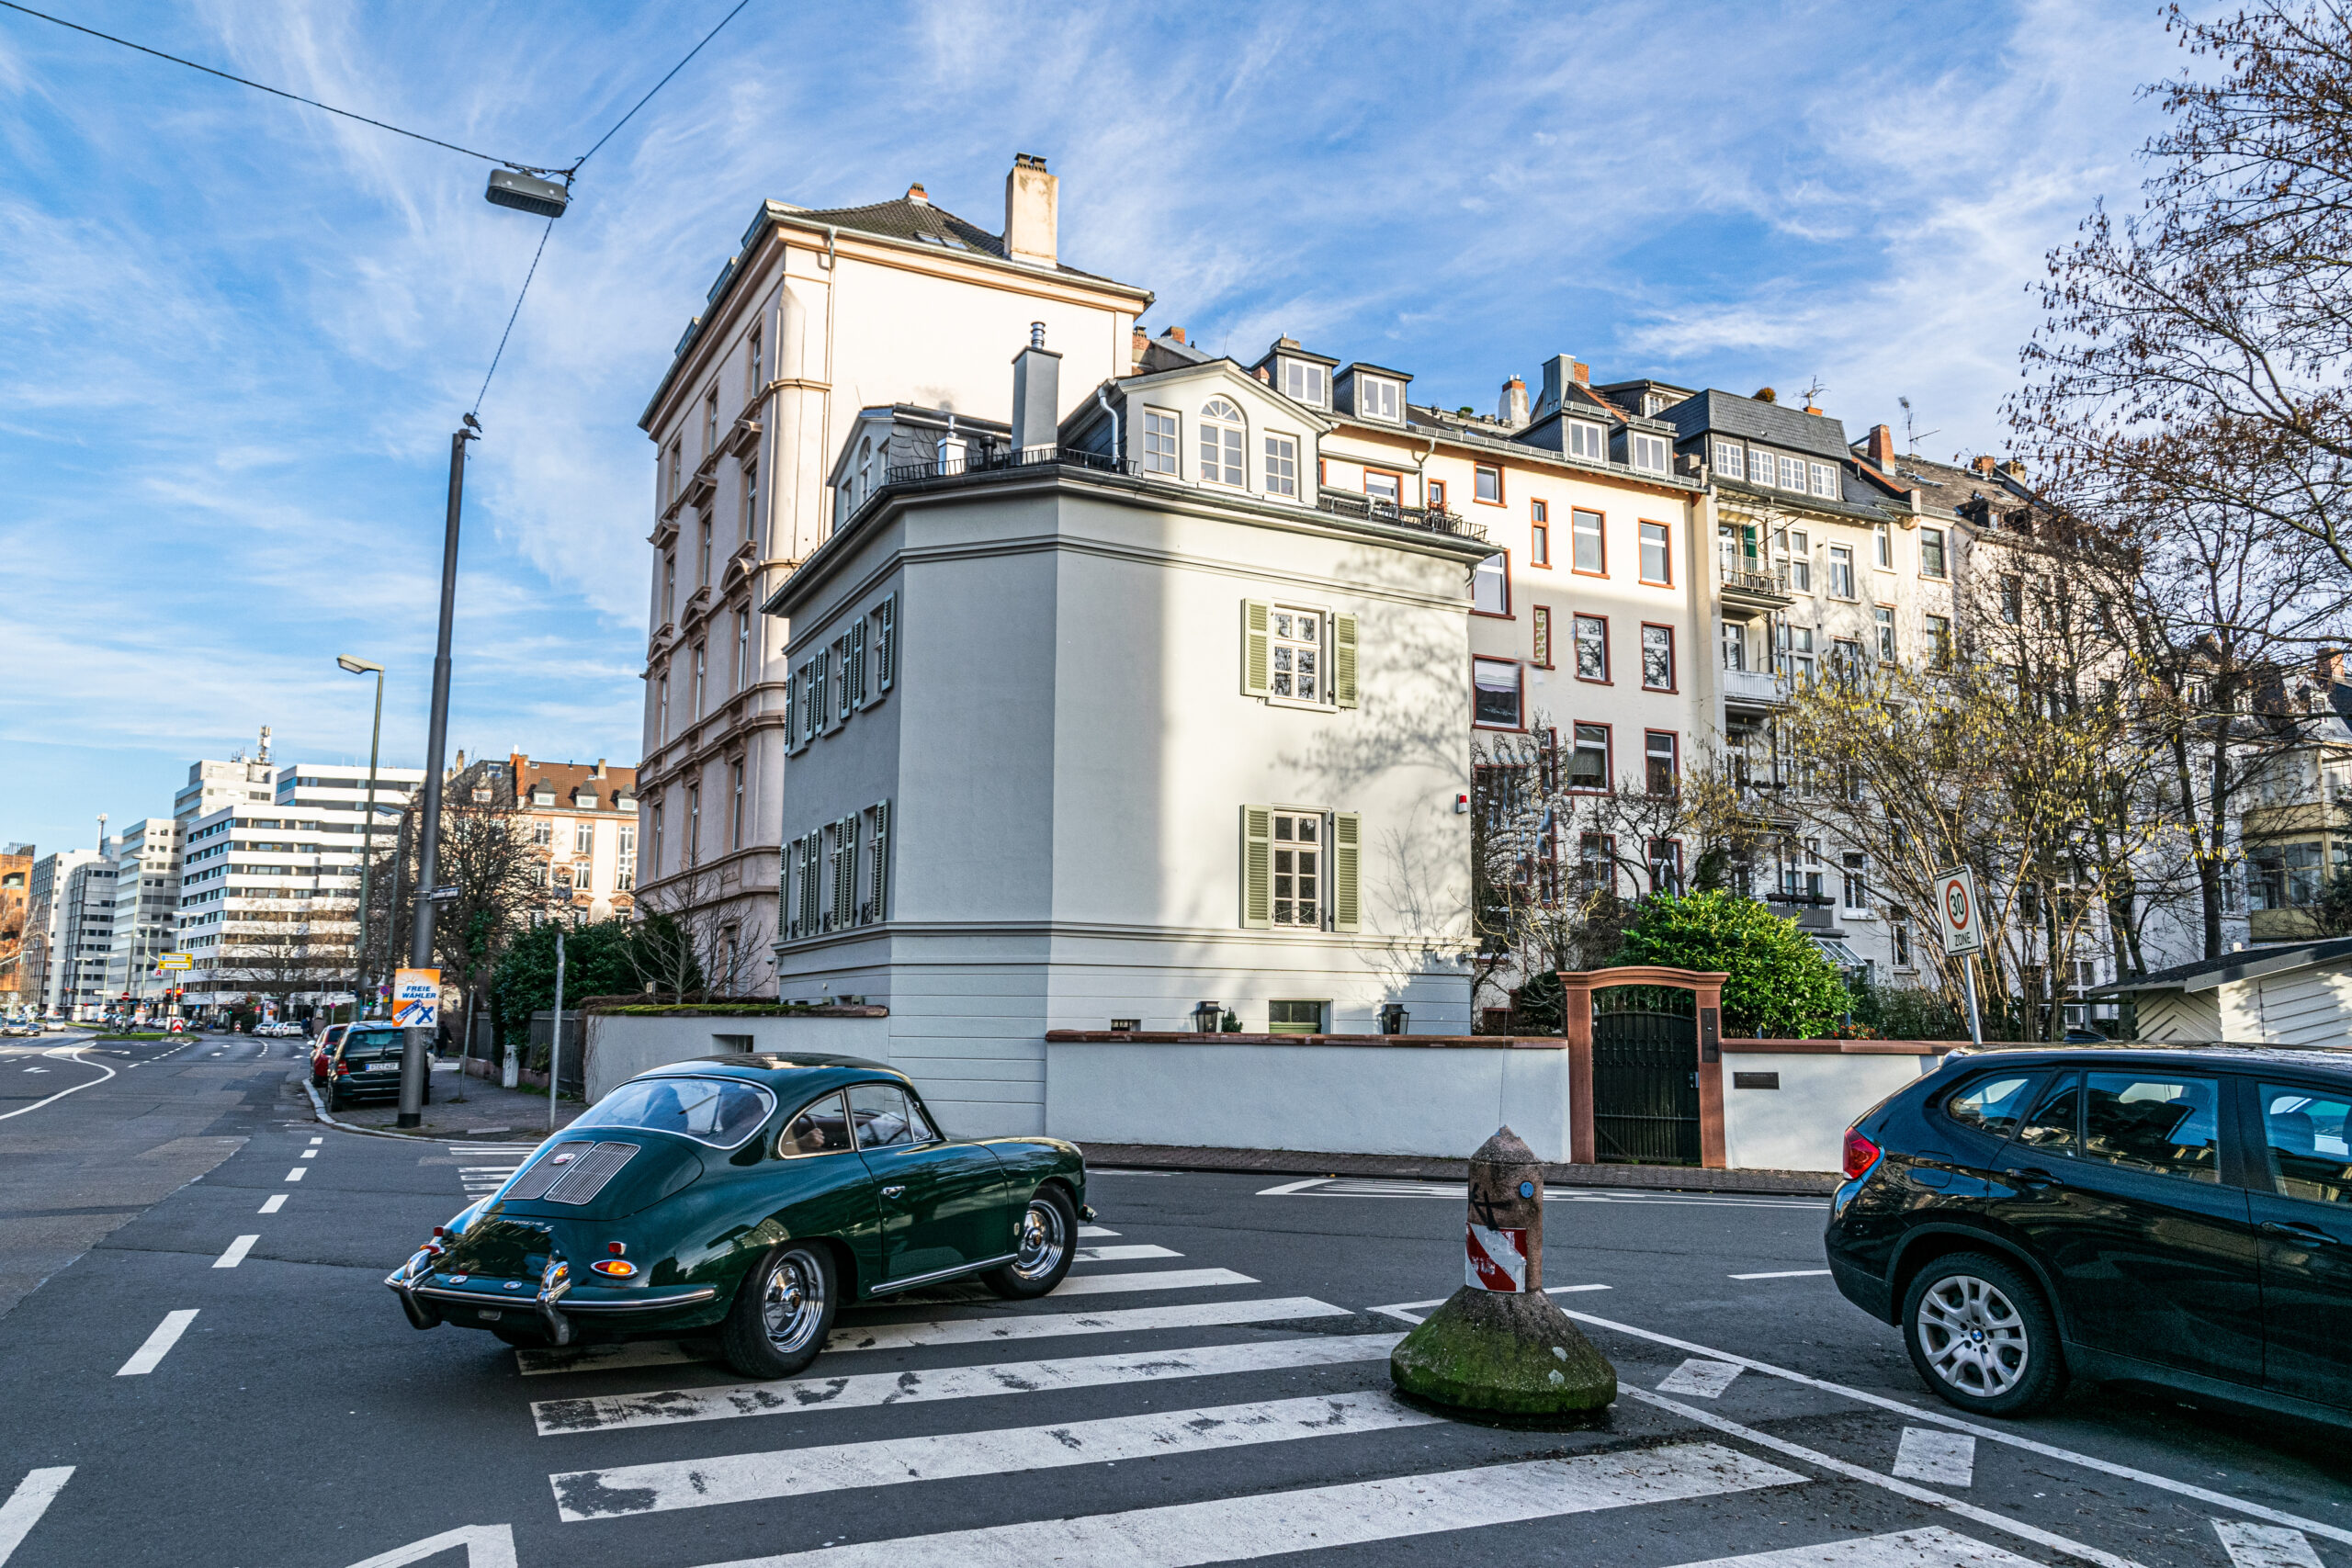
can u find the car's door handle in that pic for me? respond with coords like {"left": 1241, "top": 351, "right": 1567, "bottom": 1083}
{"left": 2002, "top": 1167, "right": 2061, "bottom": 1190}
{"left": 880, "top": 1184, "right": 906, "bottom": 1200}
{"left": 2261, "top": 1220, "right": 2335, "bottom": 1247}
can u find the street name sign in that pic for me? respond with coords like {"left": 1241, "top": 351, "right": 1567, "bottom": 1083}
{"left": 158, "top": 953, "right": 192, "bottom": 971}
{"left": 1933, "top": 866, "right": 1984, "bottom": 958}
{"left": 391, "top": 969, "right": 441, "bottom": 1030}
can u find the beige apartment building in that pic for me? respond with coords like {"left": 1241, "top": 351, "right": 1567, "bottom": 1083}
{"left": 466, "top": 754, "right": 640, "bottom": 920}
{"left": 633, "top": 155, "right": 1153, "bottom": 991}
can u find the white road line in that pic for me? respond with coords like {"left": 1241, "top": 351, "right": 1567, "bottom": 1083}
{"left": 1369, "top": 1284, "right": 1609, "bottom": 1324}
{"left": 1562, "top": 1306, "right": 2352, "bottom": 1549}
{"left": 1665, "top": 1527, "right": 2040, "bottom": 1568}
{"left": 259, "top": 1195, "right": 288, "bottom": 1214}
{"left": 1894, "top": 1427, "right": 1976, "bottom": 1487}
{"left": 300, "top": 1149, "right": 318, "bottom": 1159}
{"left": 1632, "top": 1389, "right": 2143, "bottom": 1568}
{"left": 309, "top": 1136, "right": 323, "bottom": 1145}
{"left": 0, "top": 1467, "right": 73, "bottom": 1566}
{"left": 338, "top": 1523, "right": 518, "bottom": 1568}
{"left": 1046, "top": 1267, "right": 1255, "bottom": 1296}
{"left": 284, "top": 1168, "right": 306, "bottom": 1181}
{"left": 676, "top": 1441, "right": 1803, "bottom": 1568}
{"left": 0, "top": 1045, "right": 115, "bottom": 1123}
{"left": 211, "top": 1235, "right": 259, "bottom": 1269}
{"left": 1657, "top": 1358, "right": 1744, "bottom": 1398}
{"left": 116, "top": 1310, "right": 198, "bottom": 1376}
{"left": 535, "top": 1333, "right": 1405, "bottom": 1436}
{"left": 1076, "top": 1224, "right": 1118, "bottom": 1236}
{"left": 1255, "top": 1178, "right": 1329, "bottom": 1195}
{"left": 551, "top": 1389, "right": 1443, "bottom": 1520}
{"left": 2215, "top": 1522, "right": 2326, "bottom": 1568}
{"left": 1073, "top": 1244, "right": 1181, "bottom": 1262}
{"left": 518, "top": 1295, "right": 1354, "bottom": 1375}
{"left": 1728, "top": 1269, "right": 1830, "bottom": 1280}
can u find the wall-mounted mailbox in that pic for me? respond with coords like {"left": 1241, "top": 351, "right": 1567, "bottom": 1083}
{"left": 1733, "top": 1071, "right": 1781, "bottom": 1090}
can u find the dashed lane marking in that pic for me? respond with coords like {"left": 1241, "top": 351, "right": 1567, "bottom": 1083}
{"left": 664, "top": 1442, "right": 1804, "bottom": 1568}
{"left": 284, "top": 1168, "right": 306, "bottom": 1182}
{"left": 300, "top": 1149, "right": 318, "bottom": 1159}
{"left": 1893, "top": 1427, "right": 1976, "bottom": 1487}
{"left": 1565, "top": 1307, "right": 2352, "bottom": 1550}
{"left": 0, "top": 1467, "right": 73, "bottom": 1568}
{"left": 534, "top": 1333, "right": 1404, "bottom": 1436}
{"left": 1630, "top": 1389, "right": 2143, "bottom": 1568}
{"left": 116, "top": 1310, "right": 198, "bottom": 1376}
{"left": 258, "top": 1195, "right": 287, "bottom": 1213}
{"left": 211, "top": 1235, "right": 259, "bottom": 1269}
{"left": 550, "top": 1389, "right": 1445, "bottom": 1520}
{"left": 518, "top": 1296, "right": 1353, "bottom": 1374}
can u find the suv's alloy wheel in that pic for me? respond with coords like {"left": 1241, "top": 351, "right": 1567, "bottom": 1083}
{"left": 1900, "top": 1251, "right": 2067, "bottom": 1416}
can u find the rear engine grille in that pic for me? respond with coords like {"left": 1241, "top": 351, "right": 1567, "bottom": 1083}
{"left": 505, "top": 1142, "right": 595, "bottom": 1201}
{"left": 544, "top": 1142, "right": 639, "bottom": 1205}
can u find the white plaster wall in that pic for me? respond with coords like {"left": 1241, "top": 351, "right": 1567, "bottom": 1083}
{"left": 1718, "top": 1052, "right": 1938, "bottom": 1173}
{"left": 1046, "top": 1040, "right": 1576, "bottom": 1162}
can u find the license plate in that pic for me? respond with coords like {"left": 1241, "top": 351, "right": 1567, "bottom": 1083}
{"left": 369, "top": 1061, "right": 400, "bottom": 1072}
{"left": 478, "top": 1309, "right": 503, "bottom": 1322}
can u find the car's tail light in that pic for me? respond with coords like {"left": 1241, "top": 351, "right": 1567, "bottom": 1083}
{"left": 591, "top": 1259, "right": 636, "bottom": 1278}
{"left": 336, "top": 1061, "right": 350, "bottom": 1076}
{"left": 1842, "top": 1128, "right": 1882, "bottom": 1180}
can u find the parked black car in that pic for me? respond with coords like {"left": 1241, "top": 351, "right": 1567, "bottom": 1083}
{"left": 326, "top": 1025, "right": 431, "bottom": 1112}
{"left": 1826, "top": 1045, "right": 2352, "bottom": 1425}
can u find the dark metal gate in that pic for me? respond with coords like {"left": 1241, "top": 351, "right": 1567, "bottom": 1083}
{"left": 1591, "top": 994, "right": 1701, "bottom": 1166}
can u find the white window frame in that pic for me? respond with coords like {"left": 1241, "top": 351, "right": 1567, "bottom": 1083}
{"left": 1358, "top": 376, "right": 1401, "bottom": 423}
{"left": 1268, "top": 605, "right": 1329, "bottom": 705}
{"left": 1779, "top": 454, "right": 1807, "bottom": 491}
{"left": 1200, "top": 399, "right": 1246, "bottom": 486}
{"left": 1263, "top": 432, "right": 1299, "bottom": 499}
{"left": 1567, "top": 422, "right": 1609, "bottom": 462}
{"left": 1281, "top": 359, "right": 1329, "bottom": 409}
{"left": 1828, "top": 545, "right": 1855, "bottom": 599}
{"left": 1629, "top": 433, "right": 1668, "bottom": 473}
{"left": 1142, "top": 408, "right": 1180, "bottom": 476}
{"left": 1713, "top": 441, "right": 1746, "bottom": 480}
{"left": 1269, "top": 808, "right": 1325, "bottom": 930}
{"left": 1810, "top": 461, "right": 1837, "bottom": 498}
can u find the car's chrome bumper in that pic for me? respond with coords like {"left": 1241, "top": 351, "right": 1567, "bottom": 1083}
{"left": 387, "top": 1269, "right": 718, "bottom": 1342}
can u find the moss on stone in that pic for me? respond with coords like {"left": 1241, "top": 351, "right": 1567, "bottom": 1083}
{"left": 1389, "top": 1285, "right": 1617, "bottom": 1424}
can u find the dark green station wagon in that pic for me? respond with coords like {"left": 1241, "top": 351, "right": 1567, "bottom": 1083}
{"left": 386, "top": 1053, "right": 1091, "bottom": 1378}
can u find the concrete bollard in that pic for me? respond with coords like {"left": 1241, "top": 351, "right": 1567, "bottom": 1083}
{"left": 1389, "top": 1125, "right": 1617, "bottom": 1424}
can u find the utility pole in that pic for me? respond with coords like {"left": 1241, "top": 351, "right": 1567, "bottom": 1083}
{"left": 398, "top": 423, "right": 476, "bottom": 1127}
{"left": 337, "top": 657, "right": 386, "bottom": 1028}
{"left": 548, "top": 924, "right": 566, "bottom": 1132}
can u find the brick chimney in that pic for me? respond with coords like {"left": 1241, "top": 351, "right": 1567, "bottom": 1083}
{"left": 1499, "top": 376, "right": 1530, "bottom": 426}
{"left": 1130, "top": 325, "right": 1147, "bottom": 373}
{"left": 2321, "top": 649, "right": 2346, "bottom": 686}
{"left": 1865, "top": 423, "right": 1896, "bottom": 470}
{"left": 906, "top": 183, "right": 929, "bottom": 207}
{"left": 2001, "top": 458, "right": 2026, "bottom": 479}
{"left": 1168, "top": 325, "right": 1186, "bottom": 345}
{"left": 1003, "top": 153, "right": 1057, "bottom": 268}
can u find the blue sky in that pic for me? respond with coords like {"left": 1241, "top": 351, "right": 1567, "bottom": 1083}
{"left": 0, "top": 0, "right": 2182, "bottom": 857}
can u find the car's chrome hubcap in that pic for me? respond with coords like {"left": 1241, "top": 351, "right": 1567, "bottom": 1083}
{"left": 760, "top": 1252, "right": 823, "bottom": 1353}
{"left": 1012, "top": 1200, "right": 1066, "bottom": 1280}
{"left": 1917, "top": 1273, "right": 2029, "bottom": 1397}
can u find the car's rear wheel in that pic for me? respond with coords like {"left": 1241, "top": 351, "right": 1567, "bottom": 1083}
{"left": 720, "top": 1243, "right": 836, "bottom": 1380}
{"left": 982, "top": 1186, "right": 1077, "bottom": 1300}
{"left": 1901, "top": 1251, "right": 2066, "bottom": 1416}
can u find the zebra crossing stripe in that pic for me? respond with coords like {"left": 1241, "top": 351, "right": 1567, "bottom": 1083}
{"left": 1073, "top": 1244, "right": 1182, "bottom": 1262}
{"left": 1044, "top": 1267, "right": 1254, "bottom": 1297}
{"left": 1668, "top": 1527, "right": 2041, "bottom": 1568}
{"left": 2215, "top": 1521, "right": 2325, "bottom": 1568}
{"left": 534, "top": 1332, "right": 1405, "bottom": 1435}
{"left": 516, "top": 1296, "right": 1352, "bottom": 1374}
{"left": 669, "top": 1441, "right": 1804, "bottom": 1567}
{"left": 550, "top": 1390, "right": 1442, "bottom": 1520}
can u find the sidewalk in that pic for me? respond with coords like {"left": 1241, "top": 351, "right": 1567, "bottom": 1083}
{"left": 1077, "top": 1141, "right": 1840, "bottom": 1195}
{"left": 288, "top": 1057, "right": 583, "bottom": 1144}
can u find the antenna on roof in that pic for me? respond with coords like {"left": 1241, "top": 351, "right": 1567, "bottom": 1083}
{"left": 1896, "top": 395, "right": 1939, "bottom": 454}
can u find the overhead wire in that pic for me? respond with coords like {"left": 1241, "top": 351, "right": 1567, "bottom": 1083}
{"left": 0, "top": 0, "right": 554, "bottom": 172}
{"left": 566, "top": 0, "right": 753, "bottom": 175}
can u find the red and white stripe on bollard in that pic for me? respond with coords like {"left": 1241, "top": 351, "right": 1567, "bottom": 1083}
{"left": 1465, "top": 1222, "right": 1527, "bottom": 1292}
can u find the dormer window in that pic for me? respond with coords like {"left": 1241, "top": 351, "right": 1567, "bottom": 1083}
{"left": 1629, "top": 434, "right": 1668, "bottom": 473}
{"left": 1567, "top": 422, "right": 1608, "bottom": 462}
{"left": 1358, "top": 377, "right": 1400, "bottom": 423}
{"left": 1200, "top": 399, "right": 1246, "bottom": 486}
{"left": 1280, "top": 358, "right": 1329, "bottom": 409}
{"left": 1713, "top": 441, "right": 1746, "bottom": 481}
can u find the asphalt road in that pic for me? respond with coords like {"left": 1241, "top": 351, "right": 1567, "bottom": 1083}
{"left": 0, "top": 1045, "right": 2347, "bottom": 1568}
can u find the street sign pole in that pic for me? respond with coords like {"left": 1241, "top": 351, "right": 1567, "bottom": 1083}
{"left": 548, "top": 925, "right": 565, "bottom": 1132}
{"left": 1961, "top": 953, "right": 1984, "bottom": 1048}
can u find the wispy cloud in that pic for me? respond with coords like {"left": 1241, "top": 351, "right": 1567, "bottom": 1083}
{"left": 2, "top": 0, "right": 2179, "bottom": 854}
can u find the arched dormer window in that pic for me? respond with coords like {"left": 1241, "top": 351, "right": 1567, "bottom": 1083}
{"left": 1200, "top": 399, "right": 1245, "bottom": 487}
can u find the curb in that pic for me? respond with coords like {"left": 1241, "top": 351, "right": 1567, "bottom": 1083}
{"left": 300, "top": 1077, "right": 435, "bottom": 1142}
{"left": 1076, "top": 1142, "right": 1840, "bottom": 1196}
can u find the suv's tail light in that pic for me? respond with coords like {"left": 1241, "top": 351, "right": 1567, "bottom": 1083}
{"left": 335, "top": 1060, "right": 350, "bottom": 1077}
{"left": 1842, "top": 1128, "right": 1882, "bottom": 1180}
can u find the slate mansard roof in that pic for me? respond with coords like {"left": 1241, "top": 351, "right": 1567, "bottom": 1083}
{"left": 1661, "top": 389, "right": 1851, "bottom": 462}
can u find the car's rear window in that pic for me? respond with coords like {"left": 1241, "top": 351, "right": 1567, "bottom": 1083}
{"left": 571, "top": 1076, "right": 775, "bottom": 1149}
{"left": 343, "top": 1029, "right": 404, "bottom": 1058}
{"left": 1943, "top": 1072, "right": 2041, "bottom": 1139}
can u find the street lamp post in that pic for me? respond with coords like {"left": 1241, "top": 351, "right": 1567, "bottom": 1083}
{"left": 396, "top": 423, "right": 476, "bottom": 1127}
{"left": 336, "top": 656, "right": 386, "bottom": 1027}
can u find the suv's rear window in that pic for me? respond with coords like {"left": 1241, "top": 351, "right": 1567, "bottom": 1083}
{"left": 571, "top": 1077, "right": 775, "bottom": 1149}
{"left": 1943, "top": 1073, "right": 2039, "bottom": 1138}
{"left": 342, "top": 1029, "right": 404, "bottom": 1058}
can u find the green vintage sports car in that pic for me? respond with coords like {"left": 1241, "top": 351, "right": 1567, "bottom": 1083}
{"left": 385, "top": 1053, "right": 1092, "bottom": 1378}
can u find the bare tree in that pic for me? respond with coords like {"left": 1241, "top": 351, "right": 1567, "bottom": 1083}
{"left": 628, "top": 859, "right": 771, "bottom": 1000}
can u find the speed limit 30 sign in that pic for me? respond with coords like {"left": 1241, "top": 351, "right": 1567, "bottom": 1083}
{"left": 1934, "top": 866, "right": 1983, "bottom": 957}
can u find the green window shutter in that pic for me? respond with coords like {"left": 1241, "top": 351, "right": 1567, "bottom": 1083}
{"left": 813, "top": 650, "right": 830, "bottom": 733}
{"left": 781, "top": 838, "right": 798, "bottom": 939}
{"left": 783, "top": 668, "right": 797, "bottom": 749}
{"left": 1332, "top": 812, "right": 1361, "bottom": 931}
{"left": 849, "top": 619, "right": 867, "bottom": 709}
{"left": 1243, "top": 600, "right": 1271, "bottom": 696}
{"left": 1242, "top": 806, "right": 1272, "bottom": 929}
{"left": 877, "top": 594, "right": 897, "bottom": 691}
{"left": 870, "top": 800, "right": 889, "bottom": 922}
{"left": 1333, "top": 613, "right": 1359, "bottom": 708}
{"left": 835, "top": 636, "right": 853, "bottom": 725}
